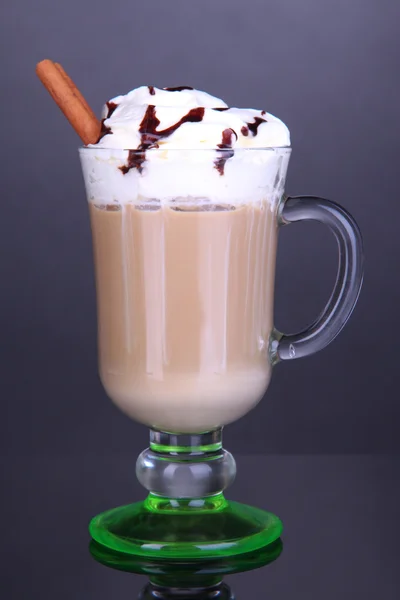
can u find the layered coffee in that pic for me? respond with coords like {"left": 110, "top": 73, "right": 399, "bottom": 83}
{"left": 80, "top": 85, "right": 291, "bottom": 432}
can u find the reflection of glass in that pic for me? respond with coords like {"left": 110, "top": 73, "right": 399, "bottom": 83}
{"left": 80, "top": 147, "right": 363, "bottom": 562}
{"left": 138, "top": 581, "right": 234, "bottom": 600}
{"left": 90, "top": 537, "right": 283, "bottom": 595}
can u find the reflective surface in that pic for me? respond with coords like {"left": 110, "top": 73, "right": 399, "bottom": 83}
{"left": 2, "top": 455, "right": 399, "bottom": 599}
{"left": 89, "top": 537, "right": 283, "bottom": 580}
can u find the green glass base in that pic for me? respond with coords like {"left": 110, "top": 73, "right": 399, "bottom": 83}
{"left": 89, "top": 537, "right": 283, "bottom": 586}
{"left": 89, "top": 493, "right": 282, "bottom": 562}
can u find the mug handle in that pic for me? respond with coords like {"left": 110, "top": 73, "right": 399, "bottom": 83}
{"left": 270, "top": 195, "right": 364, "bottom": 362}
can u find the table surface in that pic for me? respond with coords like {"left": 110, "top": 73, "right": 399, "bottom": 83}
{"left": 2, "top": 454, "right": 399, "bottom": 599}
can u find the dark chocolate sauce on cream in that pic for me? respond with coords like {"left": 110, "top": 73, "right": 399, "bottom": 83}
{"left": 96, "top": 102, "right": 118, "bottom": 142}
{"left": 120, "top": 105, "right": 205, "bottom": 174}
{"left": 215, "top": 128, "right": 237, "bottom": 176}
{"left": 163, "top": 86, "right": 194, "bottom": 91}
{"left": 247, "top": 116, "right": 267, "bottom": 136}
{"left": 148, "top": 86, "right": 155, "bottom": 95}
{"left": 141, "top": 105, "right": 205, "bottom": 139}
{"left": 106, "top": 102, "right": 118, "bottom": 118}
{"left": 119, "top": 150, "right": 147, "bottom": 174}
{"left": 96, "top": 121, "right": 113, "bottom": 143}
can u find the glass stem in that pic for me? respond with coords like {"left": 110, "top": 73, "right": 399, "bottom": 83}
{"left": 136, "top": 429, "right": 236, "bottom": 500}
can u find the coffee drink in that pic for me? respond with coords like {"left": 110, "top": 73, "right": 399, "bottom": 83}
{"left": 89, "top": 199, "right": 277, "bottom": 432}
{"left": 80, "top": 84, "right": 290, "bottom": 432}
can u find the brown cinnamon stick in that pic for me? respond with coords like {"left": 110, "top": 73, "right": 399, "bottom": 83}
{"left": 54, "top": 62, "right": 98, "bottom": 123}
{"left": 36, "top": 59, "right": 101, "bottom": 145}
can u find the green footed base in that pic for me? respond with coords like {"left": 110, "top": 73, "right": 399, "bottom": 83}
{"left": 89, "top": 537, "right": 283, "bottom": 586}
{"left": 89, "top": 493, "right": 282, "bottom": 562}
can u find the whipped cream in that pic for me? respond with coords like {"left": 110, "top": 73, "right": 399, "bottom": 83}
{"left": 95, "top": 86, "right": 290, "bottom": 152}
{"left": 80, "top": 86, "right": 291, "bottom": 206}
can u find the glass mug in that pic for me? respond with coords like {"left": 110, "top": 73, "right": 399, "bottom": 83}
{"left": 80, "top": 147, "right": 363, "bottom": 566}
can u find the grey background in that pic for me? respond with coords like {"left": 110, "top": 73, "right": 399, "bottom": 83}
{"left": 1, "top": 0, "right": 399, "bottom": 455}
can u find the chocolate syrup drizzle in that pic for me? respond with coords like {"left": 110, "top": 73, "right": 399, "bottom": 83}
{"left": 215, "top": 128, "right": 237, "bottom": 176}
{"left": 247, "top": 116, "right": 267, "bottom": 136}
{"left": 120, "top": 105, "right": 205, "bottom": 174}
{"left": 101, "top": 91, "right": 269, "bottom": 175}
{"left": 163, "top": 86, "right": 194, "bottom": 91}
{"left": 97, "top": 121, "right": 112, "bottom": 142}
{"left": 106, "top": 102, "right": 118, "bottom": 118}
{"left": 96, "top": 102, "right": 118, "bottom": 142}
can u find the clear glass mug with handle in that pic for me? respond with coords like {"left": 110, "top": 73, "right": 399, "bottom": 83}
{"left": 80, "top": 146, "right": 363, "bottom": 566}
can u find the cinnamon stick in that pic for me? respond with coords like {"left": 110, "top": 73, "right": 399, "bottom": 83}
{"left": 54, "top": 62, "right": 98, "bottom": 123}
{"left": 36, "top": 59, "right": 101, "bottom": 145}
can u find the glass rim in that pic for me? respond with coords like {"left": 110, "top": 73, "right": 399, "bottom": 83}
{"left": 79, "top": 146, "right": 292, "bottom": 153}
